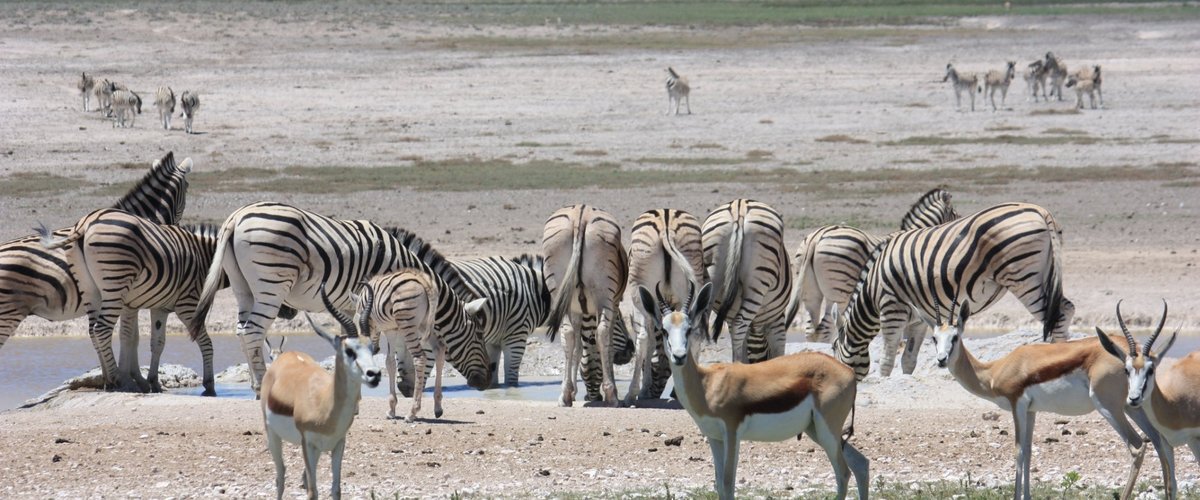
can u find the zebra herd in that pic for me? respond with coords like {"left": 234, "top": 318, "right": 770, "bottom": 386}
{"left": 6, "top": 151, "right": 1199, "bottom": 499}
{"left": 943, "top": 52, "right": 1104, "bottom": 111}
{"left": 77, "top": 72, "right": 200, "bottom": 133}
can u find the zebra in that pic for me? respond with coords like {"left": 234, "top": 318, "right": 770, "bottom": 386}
{"left": 191, "top": 202, "right": 493, "bottom": 395}
{"left": 665, "top": 67, "right": 691, "bottom": 115}
{"left": 37, "top": 209, "right": 224, "bottom": 396}
{"left": 1066, "top": 65, "right": 1103, "bottom": 110}
{"left": 577, "top": 304, "right": 636, "bottom": 402}
{"left": 0, "top": 152, "right": 191, "bottom": 356}
{"left": 984, "top": 61, "right": 1016, "bottom": 111}
{"left": 542, "top": 204, "right": 627, "bottom": 407}
{"left": 93, "top": 79, "right": 116, "bottom": 117}
{"left": 78, "top": 72, "right": 95, "bottom": 111}
{"left": 180, "top": 90, "right": 199, "bottom": 134}
{"left": 1044, "top": 52, "right": 1068, "bottom": 101}
{"left": 831, "top": 202, "right": 1076, "bottom": 380}
{"left": 1025, "top": 60, "right": 1048, "bottom": 102}
{"left": 355, "top": 268, "right": 488, "bottom": 422}
{"left": 155, "top": 87, "right": 176, "bottom": 130}
{"left": 786, "top": 188, "right": 959, "bottom": 343}
{"left": 626, "top": 208, "right": 707, "bottom": 402}
{"left": 943, "top": 63, "right": 982, "bottom": 112}
{"left": 111, "top": 89, "right": 142, "bottom": 128}
{"left": 702, "top": 199, "right": 792, "bottom": 364}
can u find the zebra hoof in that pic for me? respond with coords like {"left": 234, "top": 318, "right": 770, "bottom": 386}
{"left": 434, "top": 408, "right": 444, "bottom": 419}
{"left": 201, "top": 387, "right": 216, "bottom": 397}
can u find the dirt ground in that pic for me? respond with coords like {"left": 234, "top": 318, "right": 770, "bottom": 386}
{"left": 1, "top": 1, "right": 1199, "bottom": 497}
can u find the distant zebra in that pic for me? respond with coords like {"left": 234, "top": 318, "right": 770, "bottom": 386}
{"left": 831, "top": 202, "right": 1075, "bottom": 380}
{"left": 356, "top": 268, "right": 488, "bottom": 422}
{"left": 180, "top": 90, "right": 199, "bottom": 134}
{"left": 111, "top": 89, "right": 142, "bottom": 128}
{"left": 626, "top": 208, "right": 707, "bottom": 401}
{"left": 984, "top": 61, "right": 1016, "bottom": 111}
{"left": 38, "top": 209, "right": 223, "bottom": 396}
{"left": 702, "top": 199, "right": 792, "bottom": 363}
{"left": 155, "top": 87, "right": 176, "bottom": 130}
{"left": 542, "top": 205, "right": 627, "bottom": 406}
{"left": 78, "top": 72, "right": 95, "bottom": 111}
{"left": 665, "top": 67, "right": 691, "bottom": 116}
{"left": 191, "top": 202, "right": 492, "bottom": 394}
{"left": 1044, "top": 52, "right": 1068, "bottom": 101}
{"left": 943, "top": 63, "right": 981, "bottom": 112}
{"left": 0, "top": 152, "right": 191, "bottom": 358}
{"left": 93, "top": 79, "right": 118, "bottom": 117}
{"left": 786, "top": 188, "right": 959, "bottom": 343}
{"left": 1066, "top": 65, "right": 1103, "bottom": 110}
{"left": 1025, "top": 60, "right": 1047, "bottom": 102}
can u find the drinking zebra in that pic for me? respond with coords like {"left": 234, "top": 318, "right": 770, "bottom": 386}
{"left": 703, "top": 199, "right": 792, "bottom": 363}
{"left": 38, "top": 209, "right": 224, "bottom": 395}
{"left": 832, "top": 202, "right": 1075, "bottom": 380}
{"left": 0, "top": 152, "right": 191, "bottom": 357}
{"left": 191, "top": 202, "right": 492, "bottom": 394}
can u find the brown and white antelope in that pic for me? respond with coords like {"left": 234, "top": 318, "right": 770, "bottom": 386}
{"left": 932, "top": 302, "right": 1162, "bottom": 500}
{"left": 639, "top": 283, "right": 869, "bottom": 500}
{"left": 665, "top": 67, "right": 691, "bottom": 115}
{"left": 542, "top": 204, "right": 627, "bottom": 406}
{"left": 1097, "top": 301, "right": 1196, "bottom": 499}
{"left": 262, "top": 286, "right": 381, "bottom": 500}
{"left": 943, "top": 63, "right": 981, "bottom": 112}
{"left": 984, "top": 61, "right": 1016, "bottom": 111}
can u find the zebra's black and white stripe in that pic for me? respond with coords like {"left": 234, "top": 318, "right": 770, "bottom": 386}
{"left": 627, "top": 208, "right": 707, "bottom": 401}
{"left": 38, "top": 208, "right": 222, "bottom": 395}
{"left": 0, "top": 152, "right": 191, "bottom": 354}
{"left": 787, "top": 188, "right": 958, "bottom": 342}
{"left": 191, "top": 202, "right": 491, "bottom": 394}
{"left": 702, "top": 199, "right": 792, "bottom": 363}
{"left": 831, "top": 202, "right": 1075, "bottom": 380}
{"left": 665, "top": 67, "right": 691, "bottom": 115}
{"left": 180, "top": 90, "right": 199, "bottom": 134}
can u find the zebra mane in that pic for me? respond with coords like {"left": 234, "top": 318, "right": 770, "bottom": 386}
{"left": 182, "top": 222, "right": 220, "bottom": 240}
{"left": 110, "top": 151, "right": 190, "bottom": 226}
{"left": 387, "top": 227, "right": 477, "bottom": 301}
{"left": 509, "top": 253, "right": 544, "bottom": 270}
{"left": 899, "top": 187, "right": 956, "bottom": 231}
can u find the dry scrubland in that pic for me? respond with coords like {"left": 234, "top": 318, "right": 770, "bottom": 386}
{"left": 1, "top": 1, "right": 1200, "bottom": 497}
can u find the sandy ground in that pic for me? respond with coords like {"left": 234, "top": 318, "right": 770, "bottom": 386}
{"left": 1, "top": 2, "right": 1200, "bottom": 497}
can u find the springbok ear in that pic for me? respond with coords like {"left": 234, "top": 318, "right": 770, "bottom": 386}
{"left": 637, "top": 286, "right": 660, "bottom": 323}
{"left": 957, "top": 302, "right": 971, "bottom": 327}
{"left": 178, "top": 157, "right": 193, "bottom": 174}
{"left": 1095, "top": 327, "right": 1127, "bottom": 362}
{"left": 1154, "top": 329, "right": 1180, "bottom": 359}
{"left": 465, "top": 298, "right": 488, "bottom": 317}
{"left": 689, "top": 282, "right": 714, "bottom": 318}
{"left": 305, "top": 313, "right": 338, "bottom": 346}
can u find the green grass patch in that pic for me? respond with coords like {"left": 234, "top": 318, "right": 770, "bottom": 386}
{"left": 886, "top": 134, "right": 1100, "bottom": 146}
{"left": 745, "top": 149, "right": 774, "bottom": 160}
{"left": 1043, "top": 127, "right": 1089, "bottom": 135}
{"left": 816, "top": 134, "right": 870, "bottom": 144}
{"left": 1030, "top": 108, "right": 1082, "bottom": 116}
{"left": 573, "top": 149, "right": 608, "bottom": 157}
{"left": 0, "top": 173, "right": 88, "bottom": 198}
{"left": 985, "top": 124, "right": 1023, "bottom": 132}
{"left": 633, "top": 156, "right": 752, "bottom": 166}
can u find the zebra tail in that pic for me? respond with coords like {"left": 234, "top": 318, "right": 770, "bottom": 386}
{"left": 419, "top": 279, "right": 440, "bottom": 345}
{"left": 543, "top": 221, "right": 583, "bottom": 343}
{"left": 1041, "top": 211, "right": 1065, "bottom": 342}
{"left": 784, "top": 231, "right": 818, "bottom": 329}
{"left": 192, "top": 218, "right": 234, "bottom": 334}
{"left": 710, "top": 223, "right": 743, "bottom": 343}
{"left": 35, "top": 221, "right": 79, "bottom": 250}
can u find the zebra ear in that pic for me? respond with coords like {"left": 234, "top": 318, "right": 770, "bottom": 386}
{"left": 465, "top": 298, "right": 488, "bottom": 318}
{"left": 178, "top": 157, "right": 193, "bottom": 174}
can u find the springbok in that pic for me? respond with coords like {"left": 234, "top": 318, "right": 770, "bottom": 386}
{"left": 1097, "top": 301, "right": 1196, "bottom": 499}
{"left": 933, "top": 302, "right": 1162, "bottom": 500}
{"left": 265, "top": 335, "right": 287, "bottom": 363}
{"left": 638, "top": 283, "right": 869, "bottom": 500}
{"left": 262, "top": 286, "right": 381, "bottom": 500}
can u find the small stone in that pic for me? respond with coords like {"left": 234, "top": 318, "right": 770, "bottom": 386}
{"left": 999, "top": 430, "right": 1009, "bottom": 436}
{"left": 242, "top": 431, "right": 253, "bottom": 436}
{"left": 476, "top": 410, "right": 485, "bottom": 415}
{"left": 425, "top": 428, "right": 432, "bottom": 435}
{"left": 664, "top": 436, "right": 684, "bottom": 446}
{"left": 538, "top": 469, "right": 551, "bottom": 476}
{"left": 640, "top": 428, "right": 650, "bottom": 433}
{"left": 1075, "top": 430, "right": 1088, "bottom": 436}
{"left": 426, "top": 462, "right": 441, "bottom": 468}
{"left": 1062, "top": 429, "right": 1072, "bottom": 436}
{"left": 602, "top": 431, "right": 611, "bottom": 437}
{"left": 981, "top": 411, "right": 1000, "bottom": 421}
{"left": 547, "top": 416, "right": 556, "bottom": 420}
{"left": 54, "top": 438, "right": 72, "bottom": 444}
{"left": 648, "top": 448, "right": 658, "bottom": 452}
{"left": 1054, "top": 419, "right": 1068, "bottom": 425}
{"left": 968, "top": 430, "right": 980, "bottom": 438}
{"left": 1045, "top": 437, "right": 1059, "bottom": 443}
{"left": 688, "top": 456, "right": 705, "bottom": 462}
{"left": 52, "top": 454, "right": 62, "bottom": 463}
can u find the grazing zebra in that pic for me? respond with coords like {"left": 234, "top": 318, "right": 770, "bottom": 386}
{"left": 356, "top": 268, "right": 487, "bottom": 422}
{"left": 1066, "top": 65, "right": 1103, "bottom": 110}
{"left": 786, "top": 188, "right": 959, "bottom": 343}
{"left": 1024, "top": 60, "right": 1047, "bottom": 102}
{"left": 831, "top": 202, "right": 1076, "bottom": 380}
{"left": 78, "top": 72, "right": 95, "bottom": 111}
{"left": 180, "top": 90, "right": 199, "bottom": 134}
{"left": 0, "top": 152, "right": 191, "bottom": 356}
{"left": 155, "top": 86, "right": 176, "bottom": 130}
{"left": 1044, "top": 52, "right": 1068, "bottom": 101}
{"left": 111, "top": 89, "right": 142, "bottom": 128}
{"left": 943, "top": 63, "right": 981, "bottom": 112}
{"left": 37, "top": 209, "right": 223, "bottom": 396}
{"left": 542, "top": 204, "right": 627, "bottom": 406}
{"left": 703, "top": 199, "right": 792, "bottom": 363}
{"left": 626, "top": 208, "right": 707, "bottom": 402}
{"left": 984, "top": 61, "right": 1016, "bottom": 111}
{"left": 665, "top": 67, "right": 691, "bottom": 116}
{"left": 191, "top": 202, "right": 492, "bottom": 394}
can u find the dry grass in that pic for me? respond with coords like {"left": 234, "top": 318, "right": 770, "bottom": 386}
{"left": 886, "top": 134, "right": 1100, "bottom": 146}
{"left": 0, "top": 173, "right": 87, "bottom": 198}
{"left": 816, "top": 134, "right": 870, "bottom": 144}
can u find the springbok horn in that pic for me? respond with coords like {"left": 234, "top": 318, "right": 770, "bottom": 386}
{"left": 319, "top": 284, "right": 358, "bottom": 337}
{"left": 655, "top": 285, "right": 671, "bottom": 317}
{"left": 357, "top": 283, "right": 375, "bottom": 340}
{"left": 684, "top": 281, "right": 695, "bottom": 312}
{"left": 1144, "top": 299, "right": 1169, "bottom": 356}
{"left": 1115, "top": 300, "right": 1138, "bottom": 355}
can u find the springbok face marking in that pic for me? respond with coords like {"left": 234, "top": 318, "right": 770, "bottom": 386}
{"left": 662, "top": 311, "right": 692, "bottom": 365}
{"left": 638, "top": 282, "right": 713, "bottom": 366}
{"left": 933, "top": 303, "right": 970, "bottom": 368}
{"left": 342, "top": 335, "right": 382, "bottom": 388}
{"left": 1096, "top": 299, "right": 1177, "bottom": 408}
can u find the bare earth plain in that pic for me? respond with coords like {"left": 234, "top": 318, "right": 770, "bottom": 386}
{"left": 1, "top": 2, "right": 1199, "bottom": 498}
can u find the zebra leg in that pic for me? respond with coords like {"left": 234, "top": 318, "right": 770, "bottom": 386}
{"left": 118, "top": 309, "right": 152, "bottom": 392}
{"left": 728, "top": 314, "right": 751, "bottom": 363}
{"left": 625, "top": 308, "right": 650, "bottom": 403}
{"left": 236, "top": 301, "right": 286, "bottom": 395}
{"left": 558, "top": 314, "right": 579, "bottom": 407}
{"left": 503, "top": 336, "right": 525, "bottom": 388}
{"left": 433, "top": 340, "right": 445, "bottom": 419}
{"left": 900, "top": 321, "right": 927, "bottom": 375}
{"left": 485, "top": 342, "right": 502, "bottom": 389}
{"left": 385, "top": 332, "right": 400, "bottom": 419}
{"left": 87, "top": 307, "right": 124, "bottom": 391}
{"left": 148, "top": 309, "right": 168, "bottom": 393}
{"left": 176, "top": 304, "right": 216, "bottom": 396}
{"left": 406, "top": 332, "right": 427, "bottom": 423}
{"left": 684, "top": 94, "right": 691, "bottom": 115}
{"left": 0, "top": 314, "right": 24, "bottom": 352}
{"left": 595, "top": 306, "right": 620, "bottom": 405}
{"left": 876, "top": 309, "right": 909, "bottom": 377}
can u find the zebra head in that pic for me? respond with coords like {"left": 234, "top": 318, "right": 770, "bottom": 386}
{"left": 932, "top": 302, "right": 971, "bottom": 369}
{"left": 637, "top": 282, "right": 713, "bottom": 366}
{"left": 309, "top": 284, "right": 381, "bottom": 389}
{"left": 1096, "top": 300, "right": 1176, "bottom": 408}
